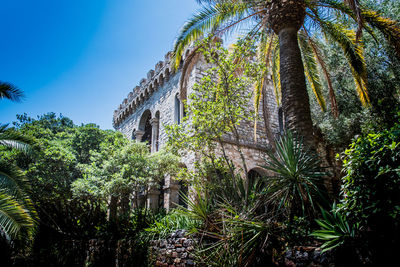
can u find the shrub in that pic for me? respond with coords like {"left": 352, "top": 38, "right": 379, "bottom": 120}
{"left": 340, "top": 120, "right": 400, "bottom": 228}
{"left": 339, "top": 119, "right": 400, "bottom": 262}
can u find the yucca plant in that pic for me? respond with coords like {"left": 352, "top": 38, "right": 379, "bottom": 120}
{"left": 145, "top": 210, "right": 200, "bottom": 240}
{"left": 262, "top": 131, "right": 326, "bottom": 220}
{"left": 179, "top": 161, "right": 282, "bottom": 266}
{"left": 173, "top": 0, "right": 400, "bottom": 148}
{"left": 311, "top": 204, "right": 359, "bottom": 252}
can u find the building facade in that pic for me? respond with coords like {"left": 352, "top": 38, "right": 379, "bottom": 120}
{"left": 113, "top": 48, "right": 279, "bottom": 210}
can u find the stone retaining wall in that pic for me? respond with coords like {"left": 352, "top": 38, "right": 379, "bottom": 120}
{"left": 149, "top": 230, "right": 197, "bottom": 267}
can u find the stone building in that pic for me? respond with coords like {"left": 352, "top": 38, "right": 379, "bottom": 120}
{"left": 113, "top": 48, "right": 279, "bottom": 210}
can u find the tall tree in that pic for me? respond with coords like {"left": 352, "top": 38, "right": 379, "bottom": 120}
{"left": 173, "top": 0, "right": 400, "bottom": 148}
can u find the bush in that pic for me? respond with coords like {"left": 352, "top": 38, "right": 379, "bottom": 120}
{"left": 339, "top": 119, "right": 400, "bottom": 262}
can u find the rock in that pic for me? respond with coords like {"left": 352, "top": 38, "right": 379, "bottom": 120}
{"left": 166, "top": 250, "right": 173, "bottom": 257}
{"left": 284, "top": 258, "right": 296, "bottom": 267}
{"left": 302, "top": 246, "right": 316, "bottom": 252}
{"left": 156, "top": 260, "right": 168, "bottom": 267}
{"left": 285, "top": 250, "right": 293, "bottom": 259}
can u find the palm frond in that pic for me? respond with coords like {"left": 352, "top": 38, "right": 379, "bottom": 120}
{"left": 304, "top": 32, "right": 339, "bottom": 117}
{"left": 0, "top": 81, "right": 24, "bottom": 102}
{"left": 0, "top": 162, "right": 37, "bottom": 225}
{"left": 343, "top": 0, "right": 363, "bottom": 41}
{"left": 0, "top": 125, "right": 33, "bottom": 154}
{"left": 361, "top": 9, "right": 400, "bottom": 58}
{"left": 254, "top": 32, "right": 275, "bottom": 140}
{"left": 172, "top": 2, "right": 253, "bottom": 70}
{"left": 0, "top": 190, "right": 35, "bottom": 240}
{"left": 271, "top": 42, "right": 281, "bottom": 106}
{"left": 298, "top": 31, "right": 327, "bottom": 112}
{"left": 317, "top": 20, "right": 369, "bottom": 106}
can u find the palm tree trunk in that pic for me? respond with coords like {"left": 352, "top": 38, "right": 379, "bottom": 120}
{"left": 268, "top": 0, "right": 315, "bottom": 148}
{"left": 278, "top": 27, "right": 315, "bottom": 148}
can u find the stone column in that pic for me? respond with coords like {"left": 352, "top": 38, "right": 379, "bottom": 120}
{"left": 147, "top": 188, "right": 160, "bottom": 211}
{"left": 135, "top": 130, "right": 145, "bottom": 142}
{"left": 150, "top": 118, "right": 159, "bottom": 152}
{"left": 163, "top": 176, "right": 181, "bottom": 211}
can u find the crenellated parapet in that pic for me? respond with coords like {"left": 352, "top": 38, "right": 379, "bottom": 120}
{"left": 112, "top": 51, "right": 176, "bottom": 127}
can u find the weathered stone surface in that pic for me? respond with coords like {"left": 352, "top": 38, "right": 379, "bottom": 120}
{"left": 149, "top": 230, "right": 198, "bottom": 267}
{"left": 113, "top": 46, "right": 279, "bottom": 211}
{"left": 283, "top": 246, "right": 334, "bottom": 267}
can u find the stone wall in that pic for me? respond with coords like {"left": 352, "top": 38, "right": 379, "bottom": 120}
{"left": 149, "top": 230, "right": 197, "bottom": 267}
{"left": 113, "top": 48, "right": 279, "bottom": 210}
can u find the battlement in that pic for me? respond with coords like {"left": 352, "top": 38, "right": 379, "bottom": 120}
{"left": 112, "top": 51, "right": 172, "bottom": 127}
{"left": 113, "top": 48, "right": 197, "bottom": 127}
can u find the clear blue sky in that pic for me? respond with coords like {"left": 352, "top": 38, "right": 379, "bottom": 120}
{"left": 1, "top": 0, "right": 199, "bottom": 129}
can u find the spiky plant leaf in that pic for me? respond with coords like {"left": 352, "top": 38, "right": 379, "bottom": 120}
{"left": 262, "top": 131, "right": 325, "bottom": 218}
{"left": 311, "top": 204, "right": 359, "bottom": 252}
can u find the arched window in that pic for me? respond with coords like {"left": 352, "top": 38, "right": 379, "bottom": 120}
{"left": 138, "top": 110, "right": 152, "bottom": 146}
{"left": 174, "top": 93, "right": 181, "bottom": 124}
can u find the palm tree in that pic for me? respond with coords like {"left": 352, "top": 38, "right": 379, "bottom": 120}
{"left": 0, "top": 82, "right": 36, "bottom": 240}
{"left": 172, "top": 0, "right": 400, "bottom": 148}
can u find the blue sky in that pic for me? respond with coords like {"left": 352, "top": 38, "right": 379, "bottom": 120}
{"left": 1, "top": 0, "right": 199, "bottom": 129}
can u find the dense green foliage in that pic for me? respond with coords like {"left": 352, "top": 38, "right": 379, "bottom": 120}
{"left": 0, "top": 113, "right": 181, "bottom": 266}
{"left": 0, "top": 85, "right": 37, "bottom": 250}
{"left": 166, "top": 40, "right": 328, "bottom": 266}
{"left": 2, "top": 2, "right": 400, "bottom": 266}
{"left": 316, "top": 0, "right": 400, "bottom": 148}
{"left": 0, "top": 125, "right": 36, "bottom": 241}
{"left": 166, "top": 37, "right": 264, "bottom": 178}
{"left": 340, "top": 119, "right": 400, "bottom": 249}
